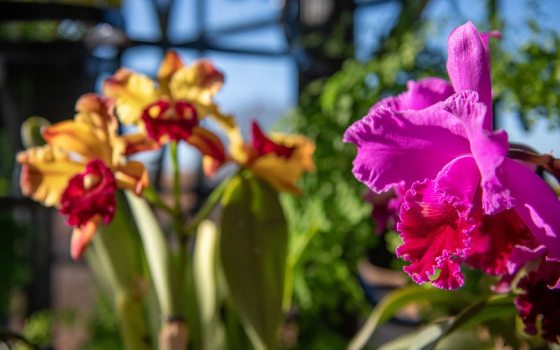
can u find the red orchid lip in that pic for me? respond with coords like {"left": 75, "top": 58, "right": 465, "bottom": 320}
{"left": 142, "top": 99, "right": 199, "bottom": 143}
{"left": 60, "top": 159, "right": 117, "bottom": 229}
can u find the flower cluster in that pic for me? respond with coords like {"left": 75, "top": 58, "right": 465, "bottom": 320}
{"left": 344, "top": 22, "right": 559, "bottom": 342}
{"left": 18, "top": 94, "right": 148, "bottom": 259}
{"left": 18, "top": 51, "right": 315, "bottom": 259}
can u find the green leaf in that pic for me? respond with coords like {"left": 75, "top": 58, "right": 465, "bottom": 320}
{"left": 376, "top": 295, "right": 516, "bottom": 350}
{"left": 220, "top": 175, "right": 288, "bottom": 350}
{"left": 193, "top": 220, "right": 225, "bottom": 350}
{"left": 89, "top": 192, "right": 151, "bottom": 350}
{"left": 378, "top": 320, "right": 450, "bottom": 350}
{"left": 348, "top": 286, "right": 473, "bottom": 350}
{"left": 426, "top": 295, "right": 516, "bottom": 349}
{"left": 125, "top": 191, "right": 181, "bottom": 317}
{"left": 20, "top": 116, "right": 49, "bottom": 149}
{"left": 379, "top": 323, "right": 493, "bottom": 350}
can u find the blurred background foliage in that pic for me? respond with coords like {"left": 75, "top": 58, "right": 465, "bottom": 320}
{"left": 280, "top": 0, "right": 560, "bottom": 347}
{"left": 3, "top": 0, "right": 560, "bottom": 348}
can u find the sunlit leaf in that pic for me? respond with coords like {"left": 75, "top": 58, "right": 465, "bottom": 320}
{"left": 220, "top": 174, "right": 288, "bottom": 350}
{"left": 125, "top": 191, "right": 180, "bottom": 317}
{"left": 348, "top": 286, "right": 473, "bottom": 350}
{"left": 193, "top": 220, "right": 225, "bottom": 350}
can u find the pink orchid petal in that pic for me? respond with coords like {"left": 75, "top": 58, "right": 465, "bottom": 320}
{"left": 501, "top": 158, "right": 560, "bottom": 259}
{"left": 434, "top": 155, "right": 480, "bottom": 201}
{"left": 364, "top": 189, "right": 397, "bottom": 235}
{"left": 447, "top": 21, "right": 493, "bottom": 130}
{"left": 372, "top": 78, "right": 455, "bottom": 112}
{"left": 444, "top": 91, "right": 513, "bottom": 214}
{"left": 344, "top": 107, "right": 470, "bottom": 193}
{"left": 507, "top": 244, "right": 547, "bottom": 276}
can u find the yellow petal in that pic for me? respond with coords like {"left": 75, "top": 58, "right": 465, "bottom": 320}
{"left": 75, "top": 93, "right": 118, "bottom": 136}
{"left": 70, "top": 216, "right": 101, "bottom": 260}
{"left": 17, "top": 145, "right": 84, "bottom": 207}
{"left": 223, "top": 120, "right": 252, "bottom": 165}
{"left": 121, "top": 132, "right": 161, "bottom": 155}
{"left": 76, "top": 93, "right": 125, "bottom": 164}
{"left": 204, "top": 103, "right": 238, "bottom": 131}
{"left": 158, "top": 50, "right": 184, "bottom": 95}
{"left": 249, "top": 134, "right": 315, "bottom": 194}
{"left": 270, "top": 133, "right": 316, "bottom": 173}
{"left": 169, "top": 60, "right": 224, "bottom": 106}
{"left": 202, "top": 156, "right": 222, "bottom": 178}
{"left": 115, "top": 161, "right": 149, "bottom": 195}
{"left": 103, "top": 68, "right": 159, "bottom": 125}
{"left": 42, "top": 120, "right": 113, "bottom": 164}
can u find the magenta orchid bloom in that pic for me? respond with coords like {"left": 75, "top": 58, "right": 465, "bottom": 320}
{"left": 344, "top": 21, "right": 560, "bottom": 291}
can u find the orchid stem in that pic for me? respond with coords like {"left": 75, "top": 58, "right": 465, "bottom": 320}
{"left": 143, "top": 185, "right": 174, "bottom": 215}
{"left": 184, "top": 171, "right": 235, "bottom": 236}
{"left": 169, "top": 142, "right": 182, "bottom": 216}
{"left": 169, "top": 141, "right": 189, "bottom": 341}
{"left": 169, "top": 142, "right": 187, "bottom": 252}
{"left": 508, "top": 147, "right": 560, "bottom": 182}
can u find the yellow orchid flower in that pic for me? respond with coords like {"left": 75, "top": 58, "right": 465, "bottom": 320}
{"left": 103, "top": 51, "right": 232, "bottom": 175}
{"left": 104, "top": 50, "right": 234, "bottom": 127}
{"left": 38, "top": 94, "right": 149, "bottom": 194}
{"left": 230, "top": 121, "right": 315, "bottom": 194}
{"left": 17, "top": 145, "right": 84, "bottom": 207}
{"left": 17, "top": 93, "right": 150, "bottom": 259}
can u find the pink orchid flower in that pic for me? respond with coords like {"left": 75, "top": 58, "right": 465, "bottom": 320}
{"left": 344, "top": 21, "right": 560, "bottom": 290}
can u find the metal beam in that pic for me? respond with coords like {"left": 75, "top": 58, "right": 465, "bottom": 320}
{"left": 0, "top": 2, "right": 104, "bottom": 21}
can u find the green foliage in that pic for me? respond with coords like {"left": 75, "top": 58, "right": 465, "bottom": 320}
{"left": 220, "top": 174, "right": 288, "bottom": 350}
{"left": 126, "top": 191, "right": 180, "bottom": 318}
{"left": 371, "top": 295, "right": 517, "bottom": 350}
{"left": 21, "top": 310, "right": 52, "bottom": 348}
{"left": 280, "top": 8, "right": 560, "bottom": 345}
{"left": 83, "top": 298, "right": 123, "bottom": 350}
{"left": 89, "top": 193, "right": 152, "bottom": 350}
{"left": 193, "top": 220, "right": 225, "bottom": 350}
{"left": 348, "top": 285, "right": 475, "bottom": 350}
{"left": 279, "top": 26, "right": 448, "bottom": 346}
{"left": 492, "top": 24, "right": 560, "bottom": 129}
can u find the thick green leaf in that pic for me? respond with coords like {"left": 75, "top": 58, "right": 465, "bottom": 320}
{"left": 376, "top": 295, "right": 516, "bottom": 350}
{"left": 347, "top": 286, "right": 473, "bottom": 350}
{"left": 379, "top": 323, "right": 493, "bottom": 350}
{"left": 425, "top": 295, "right": 516, "bottom": 350}
{"left": 125, "top": 191, "right": 181, "bottom": 317}
{"left": 89, "top": 192, "right": 151, "bottom": 350}
{"left": 194, "top": 220, "right": 225, "bottom": 350}
{"left": 220, "top": 175, "right": 288, "bottom": 350}
{"left": 378, "top": 320, "right": 450, "bottom": 350}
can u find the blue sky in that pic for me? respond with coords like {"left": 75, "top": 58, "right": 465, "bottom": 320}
{"left": 113, "top": 0, "right": 560, "bottom": 158}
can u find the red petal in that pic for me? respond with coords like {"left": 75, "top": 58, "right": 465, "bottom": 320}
{"left": 397, "top": 180, "right": 475, "bottom": 289}
{"left": 251, "top": 121, "right": 294, "bottom": 159}
{"left": 515, "top": 259, "right": 560, "bottom": 343}
{"left": 60, "top": 160, "right": 117, "bottom": 228}
{"left": 466, "top": 209, "right": 534, "bottom": 275}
